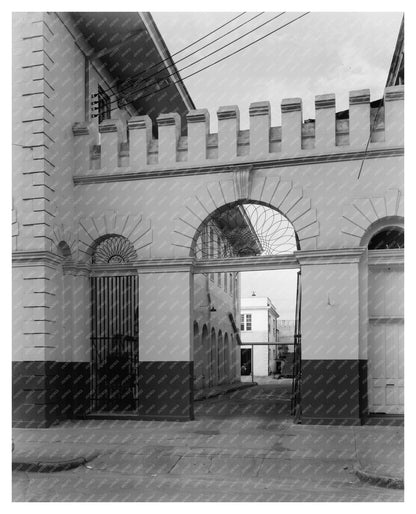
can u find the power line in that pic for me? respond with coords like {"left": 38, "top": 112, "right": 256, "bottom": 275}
{"left": 357, "top": 100, "right": 384, "bottom": 179}
{"left": 103, "top": 12, "right": 266, "bottom": 99}
{"left": 107, "top": 12, "right": 287, "bottom": 110}
{"left": 108, "top": 12, "right": 310, "bottom": 114}
{"left": 99, "top": 12, "right": 247, "bottom": 96}
{"left": 110, "top": 12, "right": 285, "bottom": 106}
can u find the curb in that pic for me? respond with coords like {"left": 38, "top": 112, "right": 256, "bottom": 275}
{"left": 354, "top": 467, "right": 404, "bottom": 489}
{"left": 195, "top": 382, "right": 257, "bottom": 401}
{"left": 12, "top": 451, "right": 99, "bottom": 473}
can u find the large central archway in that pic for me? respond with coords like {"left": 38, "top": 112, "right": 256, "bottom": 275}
{"left": 190, "top": 197, "right": 302, "bottom": 419}
{"left": 172, "top": 173, "right": 319, "bottom": 257}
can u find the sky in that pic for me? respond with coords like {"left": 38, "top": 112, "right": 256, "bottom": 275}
{"left": 153, "top": 12, "right": 403, "bottom": 130}
{"left": 152, "top": 11, "right": 403, "bottom": 320}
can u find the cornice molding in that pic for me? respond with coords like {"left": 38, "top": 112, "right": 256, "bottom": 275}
{"left": 12, "top": 250, "right": 62, "bottom": 267}
{"left": 315, "top": 94, "right": 336, "bottom": 110}
{"left": 369, "top": 316, "right": 404, "bottom": 324}
{"left": 281, "top": 98, "right": 302, "bottom": 113}
{"left": 217, "top": 105, "right": 239, "bottom": 121}
{"left": 63, "top": 258, "right": 195, "bottom": 275}
{"left": 249, "top": 101, "right": 271, "bottom": 117}
{"left": 186, "top": 109, "right": 209, "bottom": 124}
{"left": 73, "top": 147, "right": 404, "bottom": 185}
{"left": 368, "top": 249, "right": 404, "bottom": 267}
{"left": 194, "top": 254, "right": 299, "bottom": 273}
{"left": 295, "top": 247, "right": 366, "bottom": 265}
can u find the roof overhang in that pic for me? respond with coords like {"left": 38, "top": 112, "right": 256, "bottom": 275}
{"left": 69, "top": 12, "right": 195, "bottom": 121}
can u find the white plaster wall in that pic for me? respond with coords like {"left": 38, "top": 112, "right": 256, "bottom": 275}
{"left": 241, "top": 308, "right": 268, "bottom": 343}
{"left": 139, "top": 272, "right": 192, "bottom": 361}
{"left": 74, "top": 154, "right": 403, "bottom": 262}
{"left": 301, "top": 262, "right": 360, "bottom": 360}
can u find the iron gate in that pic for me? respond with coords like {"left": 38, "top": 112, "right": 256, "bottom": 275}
{"left": 291, "top": 270, "right": 302, "bottom": 420}
{"left": 90, "top": 275, "right": 139, "bottom": 412}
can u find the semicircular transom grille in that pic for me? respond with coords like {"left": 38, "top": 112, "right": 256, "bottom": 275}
{"left": 92, "top": 235, "right": 137, "bottom": 264}
{"left": 194, "top": 203, "right": 297, "bottom": 259}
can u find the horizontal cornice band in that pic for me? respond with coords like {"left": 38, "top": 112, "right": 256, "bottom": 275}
{"left": 13, "top": 249, "right": 397, "bottom": 273}
{"left": 368, "top": 249, "right": 404, "bottom": 266}
{"left": 12, "top": 251, "right": 62, "bottom": 267}
{"left": 73, "top": 147, "right": 404, "bottom": 185}
{"left": 295, "top": 247, "right": 367, "bottom": 265}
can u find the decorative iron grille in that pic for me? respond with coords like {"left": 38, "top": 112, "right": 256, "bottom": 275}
{"left": 90, "top": 275, "right": 139, "bottom": 412}
{"left": 92, "top": 235, "right": 137, "bottom": 264}
{"left": 193, "top": 203, "right": 297, "bottom": 259}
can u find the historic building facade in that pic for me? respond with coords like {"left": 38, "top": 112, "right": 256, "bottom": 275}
{"left": 12, "top": 12, "right": 404, "bottom": 427}
{"left": 240, "top": 296, "right": 279, "bottom": 377}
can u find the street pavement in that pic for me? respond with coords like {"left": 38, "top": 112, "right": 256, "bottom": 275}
{"left": 12, "top": 379, "right": 404, "bottom": 502}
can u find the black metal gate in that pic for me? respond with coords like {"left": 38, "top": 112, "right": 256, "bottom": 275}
{"left": 291, "top": 270, "right": 302, "bottom": 420}
{"left": 90, "top": 276, "right": 139, "bottom": 412}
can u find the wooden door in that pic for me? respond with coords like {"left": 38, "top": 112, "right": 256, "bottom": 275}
{"left": 368, "top": 264, "right": 404, "bottom": 414}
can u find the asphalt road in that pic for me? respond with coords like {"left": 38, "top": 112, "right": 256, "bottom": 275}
{"left": 12, "top": 380, "right": 404, "bottom": 502}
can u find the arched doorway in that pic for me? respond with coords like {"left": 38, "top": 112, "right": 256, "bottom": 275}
{"left": 363, "top": 220, "right": 404, "bottom": 415}
{"left": 89, "top": 234, "right": 139, "bottom": 412}
{"left": 191, "top": 200, "right": 301, "bottom": 415}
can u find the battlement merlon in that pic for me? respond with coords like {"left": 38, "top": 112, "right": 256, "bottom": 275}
{"left": 73, "top": 85, "right": 404, "bottom": 172}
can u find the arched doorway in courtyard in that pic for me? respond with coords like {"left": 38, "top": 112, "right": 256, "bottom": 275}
{"left": 191, "top": 200, "right": 301, "bottom": 419}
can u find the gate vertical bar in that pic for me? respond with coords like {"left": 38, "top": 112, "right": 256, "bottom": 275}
{"left": 291, "top": 270, "right": 302, "bottom": 420}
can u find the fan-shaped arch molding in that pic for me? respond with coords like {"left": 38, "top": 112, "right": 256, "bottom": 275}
{"left": 341, "top": 189, "right": 403, "bottom": 245}
{"left": 172, "top": 171, "right": 319, "bottom": 257}
{"left": 92, "top": 234, "right": 137, "bottom": 263}
{"left": 78, "top": 210, "right": 152, "bottom": 263}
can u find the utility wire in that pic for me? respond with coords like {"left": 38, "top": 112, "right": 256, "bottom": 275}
{"left": 99, "top": 12, "right": 247, "bottom": 96}
{"left": 106, "top": 12, "right": 286, "bottom": 110}
{"left": 102, "top": 12, "right": 266, "bottom": 99}
{"left": 108, "top": 12, "right": 309, "bottom": 114}
{"left": 357, "top": 100, "right": 384, "bottom": 179}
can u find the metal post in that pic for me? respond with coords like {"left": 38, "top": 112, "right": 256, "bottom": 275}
{"left": 252, "top": 344, "right": 254, "bottom": 383}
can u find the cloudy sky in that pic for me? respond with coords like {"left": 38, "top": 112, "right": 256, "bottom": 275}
{"left": 153, "top": 12, "right": 403, "bottom": 129}
{"left": 153, "top": 11, "right": 403, "bottom": 319}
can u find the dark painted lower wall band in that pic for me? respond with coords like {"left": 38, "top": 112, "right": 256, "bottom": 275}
{"left": 301, "top": 359, "right": 367, "bottom": 425}
{"left": 13, "top": 358, "right": 367, "bottom": 427}
{"left": 12, "top": 361, "right": 90, "bottom": 428}
{"left": 12, "top": 360, "right": 194, "bottom": 427}
{"left": 138, "top": 361, "right": 194, "bottom": 420}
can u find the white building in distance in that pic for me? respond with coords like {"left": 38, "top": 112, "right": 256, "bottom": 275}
{"left": 240, "top": 296, "right": 279, "bottom": 377}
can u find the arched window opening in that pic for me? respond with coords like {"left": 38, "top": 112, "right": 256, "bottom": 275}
{"left": 57, "top": 241, "right": 72, "bottom": 260}
{"left": 368, "top": 227, "right": 404, "bottom": 250}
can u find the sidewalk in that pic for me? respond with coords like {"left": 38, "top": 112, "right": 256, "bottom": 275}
{"left": 12, "top": 419, "right": 404, "bottom": 490}
{"left": 12, "top": 383, "right": 404, "bottom": 498}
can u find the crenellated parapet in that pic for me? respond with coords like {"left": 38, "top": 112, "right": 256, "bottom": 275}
{"left": 73, "top": 85, "right": 404, "bottom": 174}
